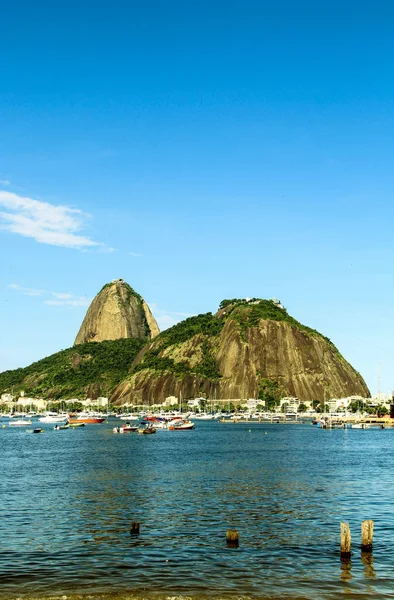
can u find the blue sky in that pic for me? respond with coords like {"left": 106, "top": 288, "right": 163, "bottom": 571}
{"left": 1, "top": 0, "right": 394, "bottom": 395}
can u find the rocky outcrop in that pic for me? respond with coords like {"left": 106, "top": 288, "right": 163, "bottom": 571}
{"left": 110, "top": 302, "right": 369, "bottom": 404}
{"left": 86, "top": 382, "right": 102, "bottom": 400}
{"left": 74, "top": 279, "right": 159, "bottom": 345}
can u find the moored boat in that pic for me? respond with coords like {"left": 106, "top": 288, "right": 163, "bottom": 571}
{"left": 192, "top": 413, "right": 215, "bottom": 420}
{"left": 169, "top": 419, "right": 195, "bottom": 431}
{"left": 137, "top": 423, "right": 157, "bottom": 434}
{"left": 69, "top": 412, "right": 105, "bottom": 424}
{"left": 113, "top": 423, "right": 138, "bottom": 433}
{"left": 9, "top": 419, "right": 32, "bottom": 427}
{"left": 39, "top": 412, "right": 69, "bottom": 424}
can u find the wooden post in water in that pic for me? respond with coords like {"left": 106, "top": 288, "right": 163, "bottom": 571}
{"left": 226, "top": 529, "right": 239, "bottom": 548}
{"left": 130, "top": 521, "right": 140, "bottom": 535}
{"left": 361, "top": 520, "right": 374, "bottom": 552}
{"left": 340, "top": 522, "right": 351, "bottom": 558}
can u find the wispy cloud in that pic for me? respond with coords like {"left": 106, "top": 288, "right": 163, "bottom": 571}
{"left": 52, "top": 292, "right": 73, "bottom": 300}
{"left": 0, "top": 179, "right": 10, "bottom": 186}
{"left": 0, "top": 190, "right": 109, "bottom": 250}
{"left": 9, "top": 283, "right": 91, "bottom": 308}
{"left": 45, "top": 296, "right": 91, "bottom": 307}
{"left": 8, "top": 283, "right": 46, "bottom": 296}
{"left": 129, "top": 252, "right": 142, "bottom": 257}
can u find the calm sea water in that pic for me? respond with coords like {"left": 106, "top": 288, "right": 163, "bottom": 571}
{"left": 0, "top": 419, "right": 393, "bottom": 600}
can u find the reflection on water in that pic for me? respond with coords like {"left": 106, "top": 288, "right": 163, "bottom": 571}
{"left": 1, "top": 421, "right": 394, "bottom": 599}
{"left": 340, "top": 558, "right": 352, "bottom": 583}
{"left": 361, "top": 552, "right": 376, "bottom": 579}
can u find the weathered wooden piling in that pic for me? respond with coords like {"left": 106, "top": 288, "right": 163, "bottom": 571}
{"left": 340, "top": 522, "right": 351, "bottom": 558}
{"left": 130, "top": 521, "right": 140, "bottom": 535}
{"left": 361, "top": 520, "right": 374, "bottom": 552}
{"left": 226, "top": 529, "right": 239, "bottom": 548}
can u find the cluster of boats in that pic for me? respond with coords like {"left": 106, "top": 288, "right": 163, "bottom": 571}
{"left": 315, "top": 418, "right": 382, "bottom": 429}
{"left": 1, "top": 411, "right": 196, "bottom": 435}
{"left": 113, "top": 416, "right": 195, "bottom": 434}
{"left": 1, "top": 411, "right": 105, "bottom": 429}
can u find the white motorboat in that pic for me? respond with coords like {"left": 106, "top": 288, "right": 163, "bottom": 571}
{"left": 8, "top": 419, "right": 32, "bottom": 427}
{"left": 39, "top": 412, "right": 69, "bottom": 423}
{"left": 192, "top": 413, "right": 215, "bottom": 420}
{"left": 169, "top": 419, "right": 195, "bottom": 431}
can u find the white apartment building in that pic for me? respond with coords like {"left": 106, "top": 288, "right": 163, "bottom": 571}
{"left": 163, "top": 396, "right": 179, "bottom": 407}
{"left": 280, "top": 397, "right": 300, "bottom": 411}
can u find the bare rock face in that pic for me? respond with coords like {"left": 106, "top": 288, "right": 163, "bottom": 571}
{"left": 74, "top": 279, "right": 159, "bottom": 345}
{"left": 86, "top": 382, "right": 102, "bottom": 400}
{"left": 110, "top": 300, "right": 369, "bottom": 405}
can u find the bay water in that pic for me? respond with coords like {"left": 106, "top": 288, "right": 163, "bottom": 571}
{"left": 1, "top": 420, "right": 393, "bottom": 599}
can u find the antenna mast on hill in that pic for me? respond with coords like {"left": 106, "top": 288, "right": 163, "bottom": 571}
{"left": 378, "top": 362, "right": 381, "bottom": 398}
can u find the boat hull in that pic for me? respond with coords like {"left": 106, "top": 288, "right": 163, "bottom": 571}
{"left": 113, "top": 426, "right": 138, "bottom": 433}
{"left": 69, "top": 418, "right": 105, "bottom": 424}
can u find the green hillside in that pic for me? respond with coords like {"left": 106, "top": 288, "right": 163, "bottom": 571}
{"left": 0, "top": 298, "right": 347, "bottom": 401}
{"left": 0, "top": 338, "right": 144, "bottom": 399}
{"left": 129, "top": 298, "right": 340, "bottom": 381}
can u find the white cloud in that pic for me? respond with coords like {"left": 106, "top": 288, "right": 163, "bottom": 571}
{"left": 0, "top": 190, "right": 107, "bottom": 250}
{"left": 45, "top": 297, "right": 91, "bottom": 307}
{"left": 9, "top": 283, "right": 91, "bottom": 308}
{"left": 129, "top": 252, "right": 142, "bottom": 257}
{"left": 52, "top": 292, "right": 73, "bottom": 300}
{"left": 8, "top": 283, "right": 46, "bottom": 296}
{"left": 0, "top": 180, "right": 10, "bottom": 186}
{"left": 99, "top": 246, "right": 117, "bottom": 253}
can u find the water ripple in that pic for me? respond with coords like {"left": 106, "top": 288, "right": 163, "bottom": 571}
{"left": 0, "top": 421, "right": 394, "bottom": 599}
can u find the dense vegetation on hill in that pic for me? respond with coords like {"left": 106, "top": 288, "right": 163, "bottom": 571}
{"left": 129, "top": 298, "right": 338, "bottom": 382}
{"left": 220, "top": 299, "right": 334, "bottom": 345}
{"left": 0, "top": 338, "right": 144, "bottom": 399}
{"left": 130, "top": 312, "right": 223, "bottom": 380}
{"left": 0, "top": 297, "right": 359, "bottom": 401}
{"left": 159, "top": 312, "right": 224, "bottom": 346}
{"left": 112, "top": 297, "right": 369, "bottom": 404}
{"left": 138, "top": 298, "right": 329, "bottom": 356}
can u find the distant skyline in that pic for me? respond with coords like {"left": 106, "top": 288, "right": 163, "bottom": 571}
{"left": 2, "top": 1, "right": 394, "bottom": 394}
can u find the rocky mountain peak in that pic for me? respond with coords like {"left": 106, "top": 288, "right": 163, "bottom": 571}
{"left": 74, "top": 279, "right": 159, "bottom": 345}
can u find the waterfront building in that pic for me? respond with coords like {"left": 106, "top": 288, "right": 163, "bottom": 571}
{"left": 1, "top": 393, "right": 15, "bottom": 403}
{"left": 188, "top": 398, "right": 203, "bottom": 408}
{"left": 280, "top": 397, "right": 300, "bottom": 412}
{"left": 163, "top": 395, "right": 178, "bottom": 407}
{"left": 16, "top": 396, "right": 46, "bottom": 410}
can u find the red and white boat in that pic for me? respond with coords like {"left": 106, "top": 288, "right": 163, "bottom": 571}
{"left": 113, "top": 423, "right": 138, "bottom": 433}
{"left": 69, "top": 412, "right": 105, "bottom": 424}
